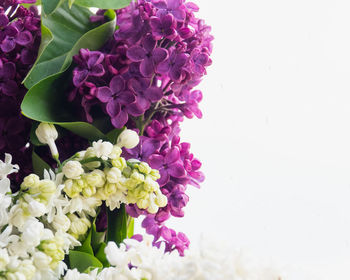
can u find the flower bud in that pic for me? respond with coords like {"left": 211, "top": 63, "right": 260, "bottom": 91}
{"left": 21, "top": 174, "right": 40, "bottom": 190}
{"left": 92, "top": 140, "right": 113, "bottom": 160}
{"left": 52, "top": 214, "right": 71, "bottom": 232}
{"left": 0, "top": 248, "right": 9, "bottom": 271}
{"left": 27, "top": 199, "right": 47, "bottom": 217}
{"left": 33, "top": 251, "right": 52, "bottom": 268}
{"left": 105, "top": 167, "right": 122, "bottom": 184}
{"left": 155, "top": 193, "right": 168, "bottom": 208}
{"left": 62, "top": 161, "right": 84, "bottom": 179}
{"left": 68, "top": 214, "right": 91, "bottom": 237}
{"left": 116, "top": 129, "right": 139, "bottom": 149}
{"left": 82, "top": 184, "right": 96, "bottom": 198}
{"left": 35, "top": 123, "right": 59, "bottom": 159}
{"left": 85, "top": 170, "right": 105, "bottom": 188}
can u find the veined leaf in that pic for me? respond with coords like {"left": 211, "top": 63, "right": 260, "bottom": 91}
{"left": 23, "top": 3, "right": 116, "bottom": 89}
{"left": 74, "top": 0, "right": 131, "bottom": 9}
{"left": 32, "top": 151, "right": 51, "bottom": 178}
{"left": 41, "top": 0, "right": 65, "bottom": 15}
{"left": 69, "top": 251, "right": 103, "bottom": 273}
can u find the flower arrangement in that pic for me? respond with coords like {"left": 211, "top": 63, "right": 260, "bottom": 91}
{"left": 0, "top": 0, "right": 285, "bottom": 279}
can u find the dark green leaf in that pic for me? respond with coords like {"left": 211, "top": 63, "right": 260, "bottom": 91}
{"left": 95, "top": 243, "right": 109, "bottom": 267}
{"left": 74, "top": 0, "right": 131, "bottom": 9}
{"left": 91, "top": 222, "right": 105, "bottom": 253}
{"left": 69, "top": 251, "right": 103, "bottom": 273}
{"left": 21, "top": 0, "right": 41, "bottom": 7}
{"left": 106, "top": 128, "right": 125, "bottom": 144}
{"left": 32, "top": 151, "right": 51, "bottom": 178}
{"left": 75, "top": 228, "right": 94, "bottom": 255}
{"left": 23, "top": 3, "right": 116, "bottom": 88}
{"left": 42, "top": 0, "right": 64, "bottom": 15}
{"left": 107, "top": 204, "right": 128, "bottom": 245}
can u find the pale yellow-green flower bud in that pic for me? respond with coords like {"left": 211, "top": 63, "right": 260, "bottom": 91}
{"left": 35, "top": 123, "right": 59, "bottom": 159}
{"left": 130, "top": 170, "right": 145, "bottom": 183}
{"left": 21, "top": 174, "right": 40, "bottom": 190}
{"left": 137, "top": 198, "right": 149, "bottom": 209}
{"left": 105, "top": 167, "right": 122, "bottom": 184}
{"left": 116, "top": 129, "right": 139, "bottom": 149}
{"left": 155, "top": 193, "right": 168, "bottom": 208}
{"left": 83, "top": 147, "right": 101, "bottom": 169}
{"left": 82, "top": 184, "right": 96, "bottom": 198}
{"left": 62, "top": 160, "right": 84, "bottom": 179}
{"left": 52, "top": 214, "right": 71, "bottom": 232}
{"left": 122, "top": 166, "right": 132, "bottom": 178}
{"left": 68, "top": 214, "right": 91, "bottom": 238}
{"left": 38, "top": 179, "right": 56, "bottom": 202}
{"left": 39, "top": 237, "right": 65, "bottom": 268}
{"left": 85, "top": 169, "right": 105, "bottom": 188}
{"left": 137, "top": 162, "right": 152, "bottom": 174}
{"left": 111, "top": 157, "right": 127, "bottom": 170}
{"left": 149, "top": 169, "right": 161, "bottom": 180}
{"left": 104, "top": 183, "right": 117, "bottom": 196}
{"left": 17, "top": 260, "right": 35, "bottom": 280}
{"left": 109, "top": 145, "right": 122, "bottom": 159}
{"left": 64, "top": 179, "right": 82, "bottom": 198}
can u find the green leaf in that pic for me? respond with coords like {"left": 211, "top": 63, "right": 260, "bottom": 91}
{"left": 107, "top": 204, "right": 128, "bottom": 245}
{"left": 91, "top": 222, "right": 105, "bottom": 253}
{"left": 75, "top": 228, "right": 94, "bottom": 255}
{"left": 95, "top": 243, "right": 109, "bottom": 267}
{"left": 32, "top": 151, "right": 51, "bottom": 178}
{"left": 74, "top": 0, "right": 132, "bottom": 9}
{"left": 21, "top": 0, "right": 41, "bottom": 7}
{"left": 106, "top": 128, "right": 125, "bottom": 144}
{"left": 127, "top": 217, "right": 134, "bottom": 238}
{"left": 42, "top": 0, "right": 64, "bottom": 15}
{"left": 69, "top": 251, "right": 103, "bottom": 273}
{"left": 23, "top": 3, "right": 116, "bottom": 89}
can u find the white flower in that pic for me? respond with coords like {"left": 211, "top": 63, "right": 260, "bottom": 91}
{"left": 0, "top": 193, "right": 11, "bottom": 227}
{"left": 35, "top": 123, "right": 59, "bottom": 159}
{"left": 25, "top": 195, "right": 47, "bottom": 217}
{"left": 0, "top": 178, "right": 11, "bottom": 195}
{"left": 116, "top": 129, "right": 139, "bottom": 149}
{"left": 105, "top": 167, "right": 122, "bottom": 184}
{"left": 92, "top": 140, "right": 114, "bottom": 160}
{"left": 64, "top": 268, "right": 98, "bottom": 280}
{"left": 0, "top": 248, "right": 9, "bottom": 270}
{"left": 21, "top": 218, "right": 44, "bottom": 248}
{"left": 0, "top": 153, "right": 19, "bottom": 180}
{"left": 33, "top": 251, "right": 52, "bottom": 268}
{"left": 9, "top": 205, "right": 27, "bottom": 230}
{"left": 52, "top": 214, "right": 71, "bottom": 232}
{"left": 62, "top": 161, "right": 84, "bottom": 179}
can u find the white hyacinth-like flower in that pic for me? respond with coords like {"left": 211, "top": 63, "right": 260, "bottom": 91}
{"left": 116, "top": 129, "right": 140, "bottom": 149}
{"left": 62, "top": 161, "right": 84, "bottom": 179}
{"left": 35, "top": 123, "right": 59, "bottom": 159}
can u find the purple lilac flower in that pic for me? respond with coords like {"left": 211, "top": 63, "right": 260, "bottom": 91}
{"left": 70, "top": 0, "right": 213, "bottom": 255}
{"left": 0, "top": 2, "right": 41, "bottom": 187}
{"left": 126, "top": 34, "right": 168, "bottom": 77}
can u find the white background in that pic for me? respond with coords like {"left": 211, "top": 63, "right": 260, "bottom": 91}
{"left": 165, "top": 0, "right": 350, "bottom": 278}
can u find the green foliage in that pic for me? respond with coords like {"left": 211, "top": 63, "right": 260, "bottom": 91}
{"left": 106, "top": 128, "right": 125, "bottom": 144}
{"left": 69, "top": 251, "right": 103, "bottom": 273}
{"left": 74, "top": 0, "right": 132, "bottom": 9}
{"left": 32, "top": 151, "right": 51, "bottom": 178}
{"left": 21, "top": 4, "right": 116, "bottom": 141}
{"left": 107, "top": 204, "right": 128, "bottom": 245}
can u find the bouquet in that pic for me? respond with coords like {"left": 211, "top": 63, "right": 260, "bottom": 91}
{"left": 0, "top": 0, "right": 284, "bottom": 279}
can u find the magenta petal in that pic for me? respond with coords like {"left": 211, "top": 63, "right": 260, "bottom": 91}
{"left": 156, "top": 60, "right": 170, "bottom": 74}
{"left": 106, "top": 99, "right": 121, "bottom": 117}
{"left": 3, "top": 62, "right": 16, "bottom": 79}
{"left": 127, "top": 102, "right": 144, "bottom": 116}
{"left": 118, "top": 90, "right": 136, "bottom": 105}
{"left": 96, "top": 87, "right": 113, "bottom": 103}
{"left": 15, "top": 31, "right": 33, "bottom": 46}
{"left": 143, "top": 34, "right": 156, "bottom": 52}
{"left": 168, "top": 162, "right": 186, "bottom": 178}
{"left": 1, "top": 37, "right": 16, "bottom": 53}
{"left": 152, "top": 48, "right": 168, "bottom": 64}
{"left": 153, "top": 0, "right": 167, "bottom": 9}
{"left": 161, "top": 14, "right": 175, "bottom": 29}
{"left": 148, "top": 154, "right": 164, "bottom": 169}
{"left": 150, "top": 17, "right": 161, "bottom": 30}
{"left": 165, "top": 148, "right": 180, "bottom": 164}
{"left": 145, "top": 86, "right": 163, "bottom": 102}
{"left": 127, "top": 46, "right": 146, "bottom": 62}
{"left": 90, "top": 64, "right": 105, "bottom": 77}
{"left": 158, "top": 168, "right": 170, "bottom": 186}
{"left": 0, "top": 14, "right": 9, "bottom": 27}
{"left": 111, "top": 110, "right": 128, "bottom": 128}
{"left": 110, "top": 76, "right": 125, "bottom": 93}
{"left": 73, "top": 69, "right": 88, "bottom": 87}
{"left": 140, "top": 57, "right": 154, "bottom": 77}
{"left": 2, "top": 80, "right": 18, "bottom": 96}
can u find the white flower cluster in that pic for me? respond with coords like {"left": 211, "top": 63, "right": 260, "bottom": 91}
{"left": 60, "top": 133, "right": 167, "bottom": 239}
{"left": 64, "top": 235, "right": 285, "bottom": 280}
{"left": 0, "top": 155, "right": 77, "bottom": 280}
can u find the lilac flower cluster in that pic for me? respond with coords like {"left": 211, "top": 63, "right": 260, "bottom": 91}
{"left": 0, "top": 0, "right": 40, "bottom": 187}
{"left": 70, "top": 0, "right": 213, "bottom": 255}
